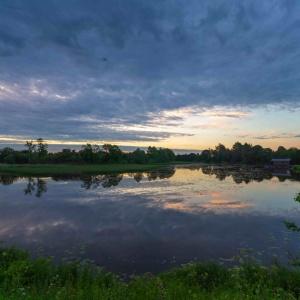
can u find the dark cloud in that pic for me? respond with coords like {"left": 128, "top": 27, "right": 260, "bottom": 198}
{"left": 1, "top": 0, "right": 300, "bottom": 142}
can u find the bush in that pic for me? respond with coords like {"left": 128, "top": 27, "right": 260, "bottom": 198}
{"left": 0, "top": 247, "right": 300, "bottom": 299}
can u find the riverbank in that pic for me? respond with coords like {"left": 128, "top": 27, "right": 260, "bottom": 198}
{"left": 0, "top": 163, "right": 168, "bottom": 176}
{"left": 0, "top": 247, "right": 299, "bottom": 300}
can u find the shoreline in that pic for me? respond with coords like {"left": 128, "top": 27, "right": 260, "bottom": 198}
{"left": 0, "top": 163, "right": 170, "bottom": 176}
{"left": 0, "top": 162, "right": 298, "bottom": 176}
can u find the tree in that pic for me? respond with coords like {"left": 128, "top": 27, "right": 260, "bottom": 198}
{"left": 129, "top": 148, "right": 147, "bottom": 164}
{"left": 147, "top": 147, "right": 175, "bottom": 163}
{"left": 285, "top": 193, "right": 300, "bottom": 230}
{"left": 102, "top": 144, "right": 123, "bottom": 162}
{"left": 25, "top": 140, "right": 36, "bottom": 162}
{"left": 231, "top": 142, "right": 243, "bottom": 163}
{"left": 214, "top": 144, "right": 230, "bottom": 162}
{"left": 81, "top": 144, "right": 96, "bottom": 163}
{"left": 200, "top": 149, "right": 213, "bottom": 163}
{"left": 36, "top": 138, "right": 48, "bottom": 159}
{"left": 79, "top": 144, "right": 105, "bottom": 163}
{"left": 284, "top": 192, "right": 300, "bottom": 265}
{"left": 0, "top": 147, "right": 14, "bottom": 160}
{"left": 25, "top": 141, "right": 36, "bottom": 153}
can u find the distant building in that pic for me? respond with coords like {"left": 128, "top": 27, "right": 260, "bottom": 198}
{"left": 271, "top": 158, "right": 291, "bottom": 169}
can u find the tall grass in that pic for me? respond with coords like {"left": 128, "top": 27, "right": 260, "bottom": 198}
{"left": 0, "top": 247, "right": 300, "bottom": 299}
{"left": 0, "top": 163, "right": 166, "bottom": 176}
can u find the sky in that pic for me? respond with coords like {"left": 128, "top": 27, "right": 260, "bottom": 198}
{"left": 0, "top": 0, "right": 300, "bottom": 150}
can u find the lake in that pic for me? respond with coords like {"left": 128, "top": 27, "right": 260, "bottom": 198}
{"left": 0, "top": 165, "right": 299, "bottom": 275}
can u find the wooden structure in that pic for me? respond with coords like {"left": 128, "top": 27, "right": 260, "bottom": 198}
{"left": 271, "top": 158, "right": 291, "bottom": 169}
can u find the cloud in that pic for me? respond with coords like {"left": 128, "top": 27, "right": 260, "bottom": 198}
{"left": 201, "top": 110, "right": 250, "bottom": 119}
{"left": 0, "top": 0, "right": 300, "bottom": 142}
{"left": 237, "top": 132, "right": 300, "bottom": 140}
{"left": 254, "top": 134, "right": 300, "bottom": 140}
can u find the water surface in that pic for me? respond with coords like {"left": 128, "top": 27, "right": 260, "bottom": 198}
{"left": 0, "top": 165, "right": 299, "bottom": 275}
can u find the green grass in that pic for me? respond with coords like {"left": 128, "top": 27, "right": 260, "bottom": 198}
{"left": 293, "top": 165, "right": 300, "bottom": 174}
{"left": 0, "top": 247, "right": 300, "bottom": 299}
{"left": 0, "top": 163, "right": 168, "bottom": 176}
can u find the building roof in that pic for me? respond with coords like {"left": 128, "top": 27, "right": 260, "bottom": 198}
{"left": 271, "top": 158, "right": 291, "bottom": 162}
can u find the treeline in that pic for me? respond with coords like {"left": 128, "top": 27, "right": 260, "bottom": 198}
{"left": 1, "top": 139, "right": 300, "bottom": 165}
{"left": 177, "top": 142, "right": 300, "bottom": 164}
{"left": 0, "top": 139, "right": 176, "bottom": 164}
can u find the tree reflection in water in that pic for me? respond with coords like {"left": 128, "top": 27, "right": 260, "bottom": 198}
{"left": 145, "top": 168, "right": 176, "bottom": 181}
{"left": 200, "top": 165, "right": 283, "bottom": 184}
{"left": 0, "top": 167, "right": 176, "bottom": 197}
{"left": 24, "top": 178, "right": 47, "bottom": 198}
{"left": 0, "top": 165, "right": 297, "bottom": 198}
{"left": 80, "top": 174, "right": 124, "bottom": 189}
{"left": 0, "top": 175, "right": 19, "bottom": 185}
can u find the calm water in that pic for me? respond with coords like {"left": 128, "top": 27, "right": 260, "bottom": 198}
{"left": 0, "top": 165, "right": 300, "bottom": 275}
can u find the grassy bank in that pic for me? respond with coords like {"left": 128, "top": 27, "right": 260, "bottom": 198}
{"left": 0, "top": 163, "right": 168, "bottom": 176}
{"left": 293, "top": 165, "right": 300, "bottom": 174}
{"left": 0, "top": 247, "right": 300, "bottom": 299}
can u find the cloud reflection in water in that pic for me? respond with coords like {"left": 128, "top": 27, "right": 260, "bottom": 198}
{"left": 0, "top": 165, "right": 299, "bottom": 274}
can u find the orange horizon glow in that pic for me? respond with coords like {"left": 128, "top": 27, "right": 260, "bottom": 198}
{"left": 0, "top": 106, "right": 299, "bottom": 151}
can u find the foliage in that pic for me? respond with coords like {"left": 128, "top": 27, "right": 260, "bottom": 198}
{"left": 293, "top": 166, "right": 300, "bottom": 175}
{"left": 0, "top": 247, "right": 299, "bottom": 299}
{"left": 284, "top": 221, "right": 300, "bottom": 232}
{"left": 147, "top": 146, "right": 176, "bottom": 163}
{"left": 296, "top": 192, "right": 300, "bottom": 203}
{"left": 36, "top": 138, "right": 48, "bottom": 159}
{"left": 0, "top": 140, "right": 176, "bottom": 165}
{"left": 284, "top": 192, "right": 300, "bottom": 233}
{"left": 128, "top": 148, "right": 147, "bottom": 164}
{"left": 178, "top": 142, "right": 300, "bottom": 164}
{"left": 1, "top": 139, "right": 300, "bottom": 166}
